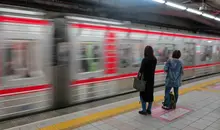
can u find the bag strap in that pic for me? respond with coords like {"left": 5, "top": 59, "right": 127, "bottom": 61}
{"left": 138, "top": 72, "right": 144, "bottom": 80}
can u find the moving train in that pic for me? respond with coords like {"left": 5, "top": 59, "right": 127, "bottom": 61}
{"left": 0, "top": 6, "right": 220, "bottom": 120}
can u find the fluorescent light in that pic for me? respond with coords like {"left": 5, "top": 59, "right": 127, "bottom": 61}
{"left": 208, "top": 41, "right": 212, "bottom": 43}
{"left": 202, "top": 13, "right": 215, "bottom": 19}
{"left": 186, "top": 8, "right": 202, "bottom": 15}
{"left": 0, "top": 8, "right": 44, "bottom": 15}
{"left": 3, "top": 15, "right": 42, "bottom": 20}
{"left": 166, "top": 2, "right": 187, "bottom": 10}
{"left": 67, "top": 16, "right": 122, "bottom": 25}
{"left": 152, "top": 0, "right": 165, "bottom": 4}
{"left": 215, "top": 17, "right": 220, "bottom": 21}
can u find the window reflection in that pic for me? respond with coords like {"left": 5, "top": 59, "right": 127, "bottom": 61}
{"left": 119, "top": 43, "right": 131, "bottom": 68}
{"left": 200, "top": 45, "right": 212, "bottom": 62}
{"left": 132, "top": 43, "right": 143, "bottom": 67}
{"left": 154, "top": 44, "right": 175, "bottom": 65}
{"left": 182, "top": 43, "right": 195, "bottom": 66}
{"left": 216, "top": 46, "right": 220, "bottom": 60}
{"left": 78, "top": 42, "right": 101, "bottom": 73}
{"left": 4, "top": 40, "right": 36, "bottom": 78}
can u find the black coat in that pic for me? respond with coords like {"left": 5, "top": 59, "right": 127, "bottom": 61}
{"left": 139, "top": 57, "right": 157, "bottom": 102}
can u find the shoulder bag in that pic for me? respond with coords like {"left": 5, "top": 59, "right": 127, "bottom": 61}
{"left": 133, "top": 73, "right": 146, "bottom": 92}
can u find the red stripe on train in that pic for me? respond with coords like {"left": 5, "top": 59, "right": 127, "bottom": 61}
{"left": 72, "top": 62, "right": 220, "bottom": 86}
{"left": 72, "top": 23, "right": 220, "bottom": 40}
{"left": 0, "top": 84, "right": 50, "bottom": 97}
{"left": 72, "top": 69, "right": 165, "bottom": 86}
{"left": 0, "top": 62, "right": 220, "bottom": 96}
{"left": 0, "top": 16, "right": 50, "bottom": 25}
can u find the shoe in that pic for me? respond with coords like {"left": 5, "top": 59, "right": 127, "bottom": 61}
{"left": 139, "top": 111, "right": 147, "bottom": 115}
{"left": 162, "top": 105, "right": 170, "bottom": 110}
{"left": 146, "top": 110, "right": 151, "bottom": 115}
{"left": 173, "top": 104, "right": 176, "bottom": 109}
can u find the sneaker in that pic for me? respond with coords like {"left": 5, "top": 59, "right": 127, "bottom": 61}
{"left": 162, "top": 105, "right": 170, "bottom": 110}
{"left": 139, "top": 111, "right": 147, "bottom": 115}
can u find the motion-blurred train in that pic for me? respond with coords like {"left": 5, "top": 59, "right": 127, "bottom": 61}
{"left": 0, "top": 6, "right": 220, "bottom": 120}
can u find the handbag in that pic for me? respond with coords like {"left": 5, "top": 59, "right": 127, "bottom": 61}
{"left": 133, "top": 73, "right": 146, "bottom": 92}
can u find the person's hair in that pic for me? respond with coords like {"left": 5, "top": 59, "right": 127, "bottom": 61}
{"left": 172, "top": 50, "right": 181, "bottom": 59}
{"left": 144, "top": 46, "right": 155, "bottom": 59}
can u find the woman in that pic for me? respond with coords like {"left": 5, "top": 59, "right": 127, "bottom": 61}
{"left": 162, "top": 50, "right": 183, "bottom": 110}
{"left": 138, "top": 46, "right": 157, "bottom": 115}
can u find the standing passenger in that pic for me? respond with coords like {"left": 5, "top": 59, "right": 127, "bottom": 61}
{"left": 138, "top": 46, "right": 157, "bottom": 115}
{"left": 162, "top": 50, "right": 183, "bottom": 110}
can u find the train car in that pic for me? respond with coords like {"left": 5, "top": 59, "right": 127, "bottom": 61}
{"left": 0, "top": 7, "right": 53, "bottom": 120}
{"left": 66, "top": 15, "right": 220, "bottom": 104}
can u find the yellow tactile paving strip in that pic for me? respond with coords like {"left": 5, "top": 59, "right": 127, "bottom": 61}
{"left": 39, "top": 78, "right": 220, "bottom": 130}
{"left": 199, "top": 86, "right": 220, "bottom": 93}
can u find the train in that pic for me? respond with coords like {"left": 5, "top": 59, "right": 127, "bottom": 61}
{"left": 0, "top": 6, "right": 220, "bottom": 120}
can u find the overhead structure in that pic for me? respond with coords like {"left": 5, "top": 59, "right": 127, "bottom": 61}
{"left": 179, "top": 0, "right": 220, "bottom": 15}
{"left": 0, "top": 0, "right": 220, "bottom": 34}
{"left": 152, "top": 0, "right": 220, "bottom": 22}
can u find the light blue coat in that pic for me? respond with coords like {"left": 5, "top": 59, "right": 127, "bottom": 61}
{"left": 164, "top": 59, "right": 183, "bottom": 88}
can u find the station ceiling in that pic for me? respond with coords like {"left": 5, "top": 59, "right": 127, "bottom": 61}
{"left": 1, "top": 0, "right": 220, "bottom": 34}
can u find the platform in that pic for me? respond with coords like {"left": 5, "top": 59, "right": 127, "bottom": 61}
{"left": 3, "top": 76, "right": 220, "bottom": 130}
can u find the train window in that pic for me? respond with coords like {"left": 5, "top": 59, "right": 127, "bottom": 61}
{"left": 154, "top": 44, "right": 175, "bottom": 65}
{"left": 77, "top": 42, "right": 102, "bottom": 73}
{"left": 200, "top": 45, "right": 213, "bottom": 62}
{"left": 131, "top": 42, "right": 144, "bottom": 67}
{"left": 216, "top": 46, "right": 220, "bottom": 60}
{"left": 119, "top": 43, "right": 132, "bottom": 68}
{"left": 182, "top": 43, "right": 195, "bottom": 66}
{"left": 3, "top": 40, "right": 37, "bottom": 78}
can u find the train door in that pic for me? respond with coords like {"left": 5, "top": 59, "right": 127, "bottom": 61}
{"left": 52, "top": 18, "right": 71, "bottom": 108}
{"left": 0, "top": 15, "right": 52, "bottom": 119}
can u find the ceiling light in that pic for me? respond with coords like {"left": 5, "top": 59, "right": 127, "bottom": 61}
{"left": 166, "top": 2, "right": 187, "bottom": 10}
{"left": 152, "top": 0, "right": 165, "bottom": 4}
{"left": 66, "top": 16, "right": 123, "bottom": 25}
{"left": 202, "top": 13, "right": 215, "bottom": 19}
{"left": 214, "top": 17, "right": 220, "bottom": 21}
{"left": 0, "top": 8, "right": 45, "bottom": 15}
{"left": 186, "top": 8, "right": 202, "bottom": 15}
{"left": 2, "top": 15, "right": 43, "bottom": 20}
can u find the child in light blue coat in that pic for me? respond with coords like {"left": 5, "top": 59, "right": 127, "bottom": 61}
{"left": 162, "top": 50, "right": 183, "bottom": 109}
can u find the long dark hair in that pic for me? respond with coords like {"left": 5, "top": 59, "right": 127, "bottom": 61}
{"left": 144, "top": 46, "right": 155, "bottom": 59}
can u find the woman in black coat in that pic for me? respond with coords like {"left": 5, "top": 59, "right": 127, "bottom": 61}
{"left": 138, "top": 46, "right": 157, "bottom": 115}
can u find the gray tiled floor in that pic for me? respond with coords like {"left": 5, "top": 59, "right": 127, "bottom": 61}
{"left": 3, "top": 75, "right": 220, "bottom": 130}
{"left": 72, "top": 85, "right": 220, "bottom": 130}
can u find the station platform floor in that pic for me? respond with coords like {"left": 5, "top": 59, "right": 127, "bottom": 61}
{"left": 3, "top": 75, "right": 220, "bottom": 130}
